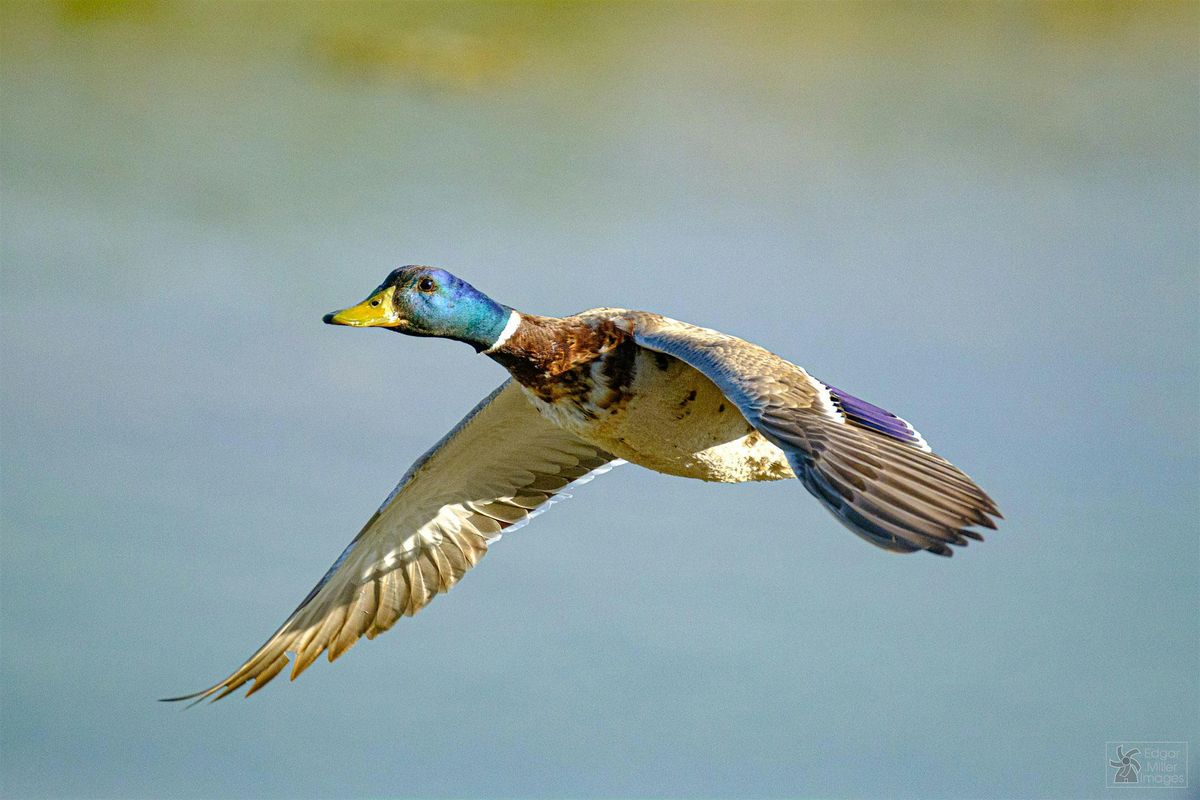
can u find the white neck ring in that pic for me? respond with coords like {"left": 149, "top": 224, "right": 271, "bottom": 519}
{"left": 483, "top": 310, "right": 522, "bottom": 353}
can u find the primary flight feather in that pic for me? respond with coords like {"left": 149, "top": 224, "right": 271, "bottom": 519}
{"left": 165, "top": 266, "right": 1000, "bottom": 704}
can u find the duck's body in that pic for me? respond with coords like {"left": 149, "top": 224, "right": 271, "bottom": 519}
{"left": 493, "top": 309, "right": 792, "bottom": 482}
{"left": 167, "top": 266, "right": 1000, "bottom": 705}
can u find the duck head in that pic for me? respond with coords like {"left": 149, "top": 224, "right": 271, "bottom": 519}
{"left": 324, "top": 266, "right": 513, "bottom": 352}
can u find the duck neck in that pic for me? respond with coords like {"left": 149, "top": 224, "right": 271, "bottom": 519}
{"left": 437, "top": 291, "right": 513, "bottom": 353}
{"left": 479, "top": 309, "right": 523, "bottom": 354}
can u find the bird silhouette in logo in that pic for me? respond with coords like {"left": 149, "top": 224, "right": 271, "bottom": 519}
{"left": 1110, "top": 746, "right": 1141, "bottom": 783}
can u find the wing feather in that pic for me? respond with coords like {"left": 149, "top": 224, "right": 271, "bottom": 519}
{"left": 165, "top": 380, "right": 618, "bottom": 703}
{"left": 629, "top": 314, "right": 1000, "bottom": 555}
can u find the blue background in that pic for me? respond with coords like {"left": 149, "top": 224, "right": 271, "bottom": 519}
{"left": 2, "top": 2, "right": 1196, "bottom": 798}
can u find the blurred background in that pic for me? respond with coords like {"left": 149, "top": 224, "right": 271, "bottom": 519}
{"left": 1, "top": 1, "right": 1197, "bottom": 798}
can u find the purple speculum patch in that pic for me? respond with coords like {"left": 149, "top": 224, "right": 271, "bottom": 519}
{"left": 825, "top": 385, "right": 922, "bottom": 445}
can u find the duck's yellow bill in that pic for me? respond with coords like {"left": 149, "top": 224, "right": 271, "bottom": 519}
{"left": 323, "top": 287, "right": 399, "bottom": 327}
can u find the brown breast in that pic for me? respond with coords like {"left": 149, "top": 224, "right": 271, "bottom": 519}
{"left": 486, "top": 313, "right": 636, "bottom": 408}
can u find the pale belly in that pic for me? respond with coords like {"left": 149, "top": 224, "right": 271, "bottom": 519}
{"left": 521, "top": 348, "right": 796, "bottom": 483}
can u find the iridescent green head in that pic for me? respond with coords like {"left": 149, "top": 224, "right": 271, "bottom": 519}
{"left": 324, "top": 266, "right": 512, "bottom": 352}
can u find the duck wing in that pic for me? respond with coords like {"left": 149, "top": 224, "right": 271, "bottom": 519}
{"left": 164, "top": 380, "right": 618, "bottom": 703}
{"left": 627, "top": 313, "right": 1000, "bottom": 556}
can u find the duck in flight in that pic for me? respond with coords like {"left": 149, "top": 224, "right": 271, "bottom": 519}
{"left": 166, "top": 266, "right": 1001, "bottom": 704}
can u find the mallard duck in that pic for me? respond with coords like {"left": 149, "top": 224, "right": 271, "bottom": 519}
{"left": 167, "top": 266, "right": 1000, "bottom": 703}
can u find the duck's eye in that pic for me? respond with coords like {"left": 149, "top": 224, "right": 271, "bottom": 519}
{"left": 417, "top": 277, "right": 436, "bottom": 293}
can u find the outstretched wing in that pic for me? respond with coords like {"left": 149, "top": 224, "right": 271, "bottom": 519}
{"left": 630, "top": 314, "right": 1000, "bottom": 556}
{"left": 165, "top": 380, "right": 618, "bottom": 703}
